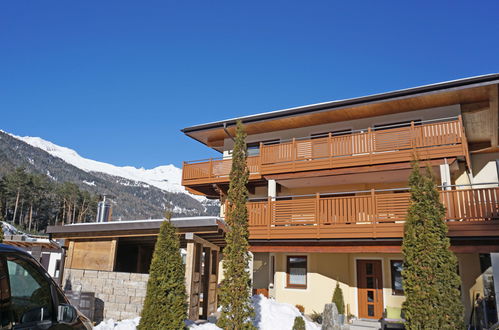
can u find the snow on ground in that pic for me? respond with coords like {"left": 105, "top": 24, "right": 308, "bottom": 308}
{"left": 93, "top": 295, "right": 320, "bottom": 330}
{"left": 1, "top": 221, "right": 53, "bottom": 244}
{"left": 251, "top": 295, "right": 319, "bottom": 330}
{"left": 93, "top": 317, "right": 140, "bottom": 330}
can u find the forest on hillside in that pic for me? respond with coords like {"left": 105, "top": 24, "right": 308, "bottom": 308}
{"left": 0, "top": 167, "right": 99, "bottom": 233}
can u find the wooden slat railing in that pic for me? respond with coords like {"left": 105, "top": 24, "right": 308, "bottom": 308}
{"left": 259, "top": 118, "right": 467, "bottom": 174}
{"left": 182, "top": 117, "right": 468, "bottom": 185}
{"left": 247, "top": 187, "right": 499, "bottom": 240}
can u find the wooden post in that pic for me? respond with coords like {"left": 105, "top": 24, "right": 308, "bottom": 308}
{"left": 316, "top": 193, "right": 320, "bottom": 239}
{"left": 108, "top": 238, "right": 118, "bottom": 272}
{"left": 201, "top": 247, "right": 211, "bottom": 319}
{"left": 371, "top": 189, "right": 377, "bottom": 239}
{"left": 66, "top": 240, "right": 75, "bottom": 269}
{"left": 208, "top": 158, "right": 213, "bottom": 179}
{"left": 328, "top": 132, "right": 333, "bottom": 168}
{"left": 184, "top": 238, "right": 197, "bottom": 320}
{"left": 410, "top": 121, "right": 415, "bottom": 150}
{"left": 292, "top": 138, "right": 296, "bottom": 172}
{"left": 259, "top": 142, "right": 264, "bottom": 173}
{"left": 367, "top": 127, "right": 372, "bottom": 164}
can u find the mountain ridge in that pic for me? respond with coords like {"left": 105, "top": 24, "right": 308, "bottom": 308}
{"left": 0, "top": 130, "right": 218, "bottom": 220}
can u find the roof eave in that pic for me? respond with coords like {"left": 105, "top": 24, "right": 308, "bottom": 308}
{"left": 181, "top": 73, "right": 499, "bottom": 134}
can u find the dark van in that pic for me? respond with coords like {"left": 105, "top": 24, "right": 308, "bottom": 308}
{"left": 0, "top": 244, "right": 92, "bottom": 329}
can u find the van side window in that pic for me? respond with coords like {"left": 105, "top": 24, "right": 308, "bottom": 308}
{"left": 6, "top": 257, "right": 53, "bottom": 326}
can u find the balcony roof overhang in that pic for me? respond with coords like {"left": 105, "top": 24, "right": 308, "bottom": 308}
{"left": 46, "top": 216, "right": 228, "bottom": 247}
{"left": 181, "top": 73, "right": 499, "bottom": 152}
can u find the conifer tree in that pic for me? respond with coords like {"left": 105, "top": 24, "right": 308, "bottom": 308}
{"left": 332, "top": 281, "right": 345, "bottom": 315}
{"left": 402, "top": 162, "right": 464, "bottom": 329}
{"left": 218, "top": 121, "right": 255, "bottom": 329}
{"left": 139, "top": 212, "right": 187, "bottom": 330}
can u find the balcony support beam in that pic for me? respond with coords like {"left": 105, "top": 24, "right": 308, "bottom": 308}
{"left": 265, "top": 158, "right": 456, "bottom": 181}
{"left": 268, "top": 179, "right": 277, "bottom": 201}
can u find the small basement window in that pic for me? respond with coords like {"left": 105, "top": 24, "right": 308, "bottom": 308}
{"left": 286, "top": 256, "right": 307, "bottom": 289}
{"left": 390, "top": 260, "right": 404, "bottom": 295}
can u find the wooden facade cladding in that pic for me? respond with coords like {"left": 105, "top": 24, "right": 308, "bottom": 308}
{"left": 182, "top": 118, "right": 469, "bottom": 186}
{"left": 246, "top": 187, "right": 499, "bottom": 240}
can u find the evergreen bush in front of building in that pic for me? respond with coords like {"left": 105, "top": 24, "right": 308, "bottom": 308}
{"left": 292, "top": 316, "right": 306, "bottom": 330}
{"left": 217, "top": 120, "right": 255, "bottom": 329}
{"left": 332, "top": 281, "right": 345, "bottom": 315}
{"left": 402, "top": 162, "right": 464, "bottom": 329}
{"left": 138, "top": 213, "right": 187, "bottom": 330}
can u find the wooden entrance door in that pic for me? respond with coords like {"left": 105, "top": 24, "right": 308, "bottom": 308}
{"left": 357, "top": 260, "right": 383, "bottom": 319}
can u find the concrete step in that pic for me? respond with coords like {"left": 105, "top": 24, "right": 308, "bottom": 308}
{"left": 350, "top": 326, "right": 380, "bottom": 330}
{"left": 350, "top": 319, "right": 381, "bottom": 330}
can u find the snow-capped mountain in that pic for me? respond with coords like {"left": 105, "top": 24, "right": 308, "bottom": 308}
{"left": 13, "top": 134, "right": 191, "bottom": 197}
{"left": 0, "top": 130, "right": 219, "bottom": 220}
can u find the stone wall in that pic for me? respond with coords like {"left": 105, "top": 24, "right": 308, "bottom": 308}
{"left": 63, "top": 268, "right": 149, "bottom": 321}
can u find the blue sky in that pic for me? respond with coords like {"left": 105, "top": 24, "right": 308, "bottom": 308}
{"left": 1, "top": 1, "right": 498, "bottom": 168}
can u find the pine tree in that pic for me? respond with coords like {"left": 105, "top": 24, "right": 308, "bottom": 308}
{"left": 332, "top": 281, "right": 345, "bottom": 315}
{"left": 138, "top": 212, "right": 187, "bottom": 330}
{"left": 402, "top": 162, "right": 464, "bottom": 329}
{"left": 217, "top": 121, "right": 255, "bottom": 329}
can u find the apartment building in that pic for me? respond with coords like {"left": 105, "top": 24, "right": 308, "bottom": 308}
{"left": 181, "top": 74, "right": 499, "bottom": 321}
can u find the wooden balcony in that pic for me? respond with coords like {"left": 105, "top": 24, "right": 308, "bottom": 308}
{"left": 247, "top": 187, "right": 499, "bottom": 240}
{"left": 182, "top": 117, "right": 469, "bottom": 186}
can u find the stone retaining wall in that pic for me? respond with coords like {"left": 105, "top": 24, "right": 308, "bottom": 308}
{"left": 63, "top": 268, "right": 149, "bottom": 321}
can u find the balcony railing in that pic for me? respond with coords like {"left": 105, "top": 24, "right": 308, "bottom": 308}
{"left": 246, "top": 186, "right": 499, "bottom": 240}
{"left": 182, "top": 117, "right": 469, "bottom": 185}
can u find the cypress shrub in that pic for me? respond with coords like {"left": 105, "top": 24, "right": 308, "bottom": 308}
{"left": 292, "top": 316, "right": 306, "bottom": 330}
{"left": 217, "top": 121, "right": 255, "bottom": 329}
{"left": 332, "top": 281, "right": 345, "bottom": 315}
{"left": 402, "top": 162, "right": 464, "bottom": 329}
{"left": 138, "top": 213, "right": 187, "bottom": 330}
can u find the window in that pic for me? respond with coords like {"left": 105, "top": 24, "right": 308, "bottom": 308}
{"left": 5, "top": 257, "right": 54, "bottom": 326}
{"left": 374, "top": 120, "right": 422, "bottom": 131}
{"left": 247, "top": 140, "right": 280, "bottom": 157}
{"left": 286, "top": 256, "right": 307, "bottom": 288}
{"left": 311, "top": 129, "right": 352, "bottom": 139}
{"left": 390, "top": 260, "right": 404, "bottom": 295}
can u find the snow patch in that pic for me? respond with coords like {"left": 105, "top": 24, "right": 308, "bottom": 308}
{"left": 93, "top": 295, "right": 320, "bottom": 330}
{"left": 93, "top": 317, "right": 140, "bottom": 330}
{"left": 83, "top": 180, "right": 96, "bottom": 186}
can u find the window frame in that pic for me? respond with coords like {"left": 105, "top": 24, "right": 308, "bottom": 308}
{"left": 390, "top": 260, "right": 404, "bottom": 296}
{"left": 286, "top": 255, "right": 307, "bottom": 289}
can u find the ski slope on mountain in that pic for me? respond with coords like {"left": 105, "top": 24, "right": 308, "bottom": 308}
{"left": 12, "top": 134, "right": 189, "bottom": 196}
